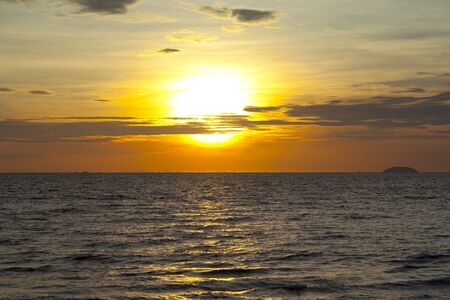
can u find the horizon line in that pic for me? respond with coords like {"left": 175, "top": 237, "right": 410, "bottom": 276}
{"left": 1, "top": 171, "right": 449, "bottom": 174}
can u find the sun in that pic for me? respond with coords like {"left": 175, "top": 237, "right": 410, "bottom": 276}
{"left": 169, "top": 69, "right": 252, "bottom": 145}
{"left": 170, "top": 71, "right": 251, "bottom": 117}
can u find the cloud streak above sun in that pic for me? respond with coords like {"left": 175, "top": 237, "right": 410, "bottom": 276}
{"left": 198, "top": 5, "right": 278, "bottom": 26}
{"left": 74, "top": 0, "right": 140, "bottom": 14}
{"left": 166, "top": 29, "right": 218, "bottom": 43}
{"left": 1, "top": 0, "right": 142, "bottom": 14}
{"left": 140, "top": 48, "right": 182, "bottom": 57}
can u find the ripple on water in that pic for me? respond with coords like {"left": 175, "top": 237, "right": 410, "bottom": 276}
{"left": 0, "top": 173, "right": 449, "bottom": 299}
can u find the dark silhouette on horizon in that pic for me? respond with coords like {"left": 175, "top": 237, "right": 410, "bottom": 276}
{"left": 383, "top": 166, "right": 419, "bottom": 173}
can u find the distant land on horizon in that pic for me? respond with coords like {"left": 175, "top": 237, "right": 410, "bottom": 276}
{"left": 383, "top": 167, "right": 419, "bottom": 173}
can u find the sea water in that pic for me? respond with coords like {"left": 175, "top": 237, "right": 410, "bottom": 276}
{"left": 0, "top": 173, "right": 449, "bottom": 299}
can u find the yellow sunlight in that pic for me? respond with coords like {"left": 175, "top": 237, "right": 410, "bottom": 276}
{"left": 169, "top": 69, "right": 252, "bottom": 145}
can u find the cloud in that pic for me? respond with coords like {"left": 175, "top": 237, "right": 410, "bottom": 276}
{"left": 222, "top": 25, "right": 246, "bottom": 33}
{"left": 393, "top": 88, "right": 426, "bottom": 94}
{"left": 0, "top": 119, "right": 212, "bottom": 142}
{"left": 244, "top": 106, "right": 283, "bottom": 113}
{"left": 93, "top": 99, "right": 110, "bottom": 102}
{"left": 0, "top": 0, "right": 33, "bottom": 3}
{"left": 0, "top": 87, "right": 15, "bottom": 92}
{"left": 141, "top": 48, "right": 182, "bottom": 57}
{"left": 198, "top": 5, "right": 277, "bottom": 26}
{"left": 245, "top": 91, "right": 450, "bottom": 129}
{"left": 354, "top": 72, "right": 450, "bottom": 91}
{"left": 74, "top": 0, "right": 140, "bottom": 15}
{"left": 1, "top": 0, "right": 143, "bottom": 15}
{"left": 199, "top": 6, "right": 229, "bottom": 18}
{"left": 367, "top": 28, "right": 450, "bottom": 41}
{"left": 231, "top": 9, "right": 276, "bottom": 24}
{"left": 167, "top": 29, "right": 217, "bottom": 43}
{"left": 28, "top": 90, "right": 53, "bottom": 95}
{"left": 102, "top": 12, "right": 178, "bottom": 24}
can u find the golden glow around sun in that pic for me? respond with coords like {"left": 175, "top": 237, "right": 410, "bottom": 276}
{"left": 169, "top": 69, "right": 252, "bottom": 146}
{"left": 188, "top": 133, "right": 239, "bottom": 147}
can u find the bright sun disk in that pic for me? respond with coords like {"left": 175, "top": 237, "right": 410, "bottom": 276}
{"left": 169, "top": 70, "right": 252, "bottom": 145}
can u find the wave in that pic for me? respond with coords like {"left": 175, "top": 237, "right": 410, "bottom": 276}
{"left": 66, "top": 253, "right": 116, "bottom": 263}
{"left": 389, "top": 250, "right": 450, "bottom": 265}
{"left": 409, "top": 252, "right": 450, "bottom": 261}
{"left": 386, "top": 264, "right": 427, "bottom": 273}
{"left": 196, "top": 267, "right": 269, "bottom": 277}
{"left": 0, "top": 265, "right": 53, "bottom": 273}
{"left": 275, "top": 251, "right": 323, "bottom": 261}
{"left": 363, "top": 277, "right": 450, "bottom": 289}
{"left": 196, "top": 279, "right": 309, "bottom": 295}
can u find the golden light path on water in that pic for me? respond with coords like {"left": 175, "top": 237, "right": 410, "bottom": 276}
{"left": 169, "top": 68, "right": 252, "bottom": 146}
{"left": 126, "top": 192, "right": 261, "bottom": 299}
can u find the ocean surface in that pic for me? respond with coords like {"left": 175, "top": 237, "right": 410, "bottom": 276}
{"left": 0, "top": 173, "right": 449, "bottom": 299}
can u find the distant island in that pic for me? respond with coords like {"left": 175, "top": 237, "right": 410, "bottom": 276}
{"left": 383, "top": 166, "right": 419, "bottom": 173}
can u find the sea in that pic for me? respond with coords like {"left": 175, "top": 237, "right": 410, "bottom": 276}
{"left": 0, "top": 173, "right": 449, "bottom": 299}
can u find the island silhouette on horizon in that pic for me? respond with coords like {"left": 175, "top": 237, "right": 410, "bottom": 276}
{"left": 383, "top": 166, "right": 419, "bottom": 173}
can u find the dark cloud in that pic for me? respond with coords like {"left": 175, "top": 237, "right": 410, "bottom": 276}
{"left": 0, "top": 87, "right": 15, "bottom": 92}
{"left": 156, "top": 48, "right": 181, "bottom": 54}
{"left": 141, "top": 48, "right": 182, "bottom": 57}
{"left": 74, "top": 0, "right": 140, "bottom": 15}
{"left": 165, "top": 114, "right": 450, "bottom": 141}
{"left": 244, "top": 106, "right": 283, "bottom": 113}
{"left": 245, "top": 92, "right": 450, "bottom": 129}
{"left": 93, "top": 99, "right": 110, "bottom": 102}
{"left": 1, "top": 0, "right": 141, "bottom": 14}
{"left": 199, "top": 5, "right": 277, "bottom": 25}
{"left": 46, "top": 116, "right": 136, "bottom": 120}
{"left": 28, "top": 90, "right": 53, "bottom": 95}
{"left": 200, "top": 6, "right": 229, "bottom": 18}
{"left": 231, "top": 9, "right": 276, "bottom": 24}
{"left": 141, "top": 48, "right": 181, "bottom": 57}
{"left": 393, "top": 88, "right": 426, "bottom": 94}
{"left": 0, "top": 119, "right": 211, "bottom": 142}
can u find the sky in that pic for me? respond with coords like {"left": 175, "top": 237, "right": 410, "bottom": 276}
{"left": 1, "top": 0, "right": 450, "bottom": 172}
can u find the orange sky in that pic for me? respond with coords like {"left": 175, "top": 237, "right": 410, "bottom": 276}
{"left": 1, "top": 0, "right": 449, "bottom": 172}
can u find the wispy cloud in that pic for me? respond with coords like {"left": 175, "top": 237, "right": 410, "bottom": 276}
{"left": 244, "top": 106, "right": 283, "bottom": 113}
{"left": 393, "top": 88, "right": 427, "bottom": 94}
{"left": 167, "top": 29, "right": 218, "bottom": 43}
{"left": 0, "top": 87, "right": 15, "bottom": 92}
{"left": 103, "top": 12, "right": 178, "bottom": 24}
{"left": 222, "top": 25, "right": 246, "bottom": 33}
{"left": 141, "top": 48, "right": 182, "bottom": 57}
{"left": 28, "top": 90, "right": 53, "bottom": 95}
{"left": 354, "top": 72, "right": 450, "bottom": 92}
{"left": 0, "top": 118, "right": 211, "bottom": 142}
